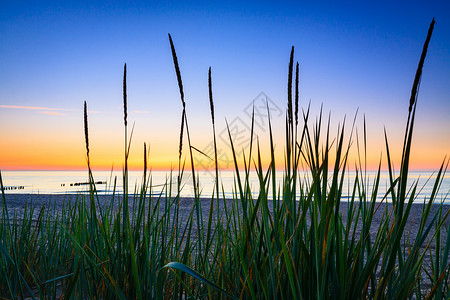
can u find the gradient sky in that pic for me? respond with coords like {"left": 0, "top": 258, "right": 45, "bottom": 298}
{"left": 1, "top": 0, "right": 449, "bottom": 172}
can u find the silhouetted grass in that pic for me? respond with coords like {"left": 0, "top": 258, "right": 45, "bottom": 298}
{"left": 1, "top": 18, "right": 449, "bottom": 299}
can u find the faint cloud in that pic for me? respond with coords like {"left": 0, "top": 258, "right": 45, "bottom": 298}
{"left": 0, "top": 104, "right": 74, "bottom": 116}
{"left": 0, "top": 105, "right": 72, "bottom": 111}
{"left": 38, "top": 111, "right": 67, "bottom": 116}
{"left": 133, "top": 110, "right": 149, "bottom": 114}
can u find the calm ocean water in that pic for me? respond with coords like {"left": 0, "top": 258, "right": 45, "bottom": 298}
{"left": 1, "top": 170, "right": 449, "bottom": 203}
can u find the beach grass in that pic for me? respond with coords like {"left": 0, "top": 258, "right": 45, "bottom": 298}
{"left": 1, "top": 18, "right": 450, "bottom": 299}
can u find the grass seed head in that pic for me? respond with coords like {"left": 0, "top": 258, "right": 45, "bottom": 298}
{"left": 84, "top": 100, "right": 89, "bottom": 158}
{"left": 123, "top": 63, "right": 128, "bottom": 127}
{"left": 208, "top": 67, "right": 215, "bottom": 125}
{"left": 287, "top": 46, "right": 294, "bottom": 125}
{"left": 169, "top": 33, "right": 185, "bottom": 108}
{"left": 295, "top": 61, "right": 299, "bottom": 126}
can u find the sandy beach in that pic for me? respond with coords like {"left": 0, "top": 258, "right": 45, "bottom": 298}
{"left": 4, "top": 193, "right": 449, "bottom": 242}
{"left": 2, "top": 192, "right": 450, "bottom": 297}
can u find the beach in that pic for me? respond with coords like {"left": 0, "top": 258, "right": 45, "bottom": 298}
{"left": 3, "top": 191, "right": 449, "bottom": 297}
{"left": 1, "top": 187, "right": 448, "bottom": 299}
{"left": 4, "top": 193, "right": 449, "bottom": 247}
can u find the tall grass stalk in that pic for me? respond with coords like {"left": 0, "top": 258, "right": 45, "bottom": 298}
{"left": 168, "top": 33, "right": 204, "bottom": 264}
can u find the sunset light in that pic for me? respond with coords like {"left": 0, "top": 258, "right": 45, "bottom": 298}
{"left": 1, "top": 1, "right": 449, "bottom": 172}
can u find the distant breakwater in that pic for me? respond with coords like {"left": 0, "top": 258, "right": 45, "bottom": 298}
{"left": 61, "top": 181, "right": 106, "bottom": 187}
{"left": 2, "top": 186, "right": 25, "bottom": 191}
{"left": 1, "top": 181, "right": 106, "bottom": 192}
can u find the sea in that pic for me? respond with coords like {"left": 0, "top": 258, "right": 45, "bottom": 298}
{"left": 1, "top": 170, "right": 449, "bottom": 203}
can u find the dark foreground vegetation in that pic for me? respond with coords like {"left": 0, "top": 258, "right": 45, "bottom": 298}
{"left": 1, "top": 18, "right": 449, "bottom": 299}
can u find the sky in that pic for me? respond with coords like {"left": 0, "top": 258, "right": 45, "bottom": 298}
{"left": 0, "top": 0, "right": 449, "bottom": 172}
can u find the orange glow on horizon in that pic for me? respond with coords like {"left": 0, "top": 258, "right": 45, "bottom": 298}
{"left": 1, "top": 111, "right": 447, "bottom": 173}
{"left": 1, "top": 153, "right": 446, "bottom": 172}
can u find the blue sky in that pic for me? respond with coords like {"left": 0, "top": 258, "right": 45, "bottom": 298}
{"left": 1, "top": 0, "right": 449, "bottom": 170}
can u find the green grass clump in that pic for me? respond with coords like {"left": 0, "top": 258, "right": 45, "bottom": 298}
{"left": 1, "top": 18, "right": 450, "bottom": 299}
